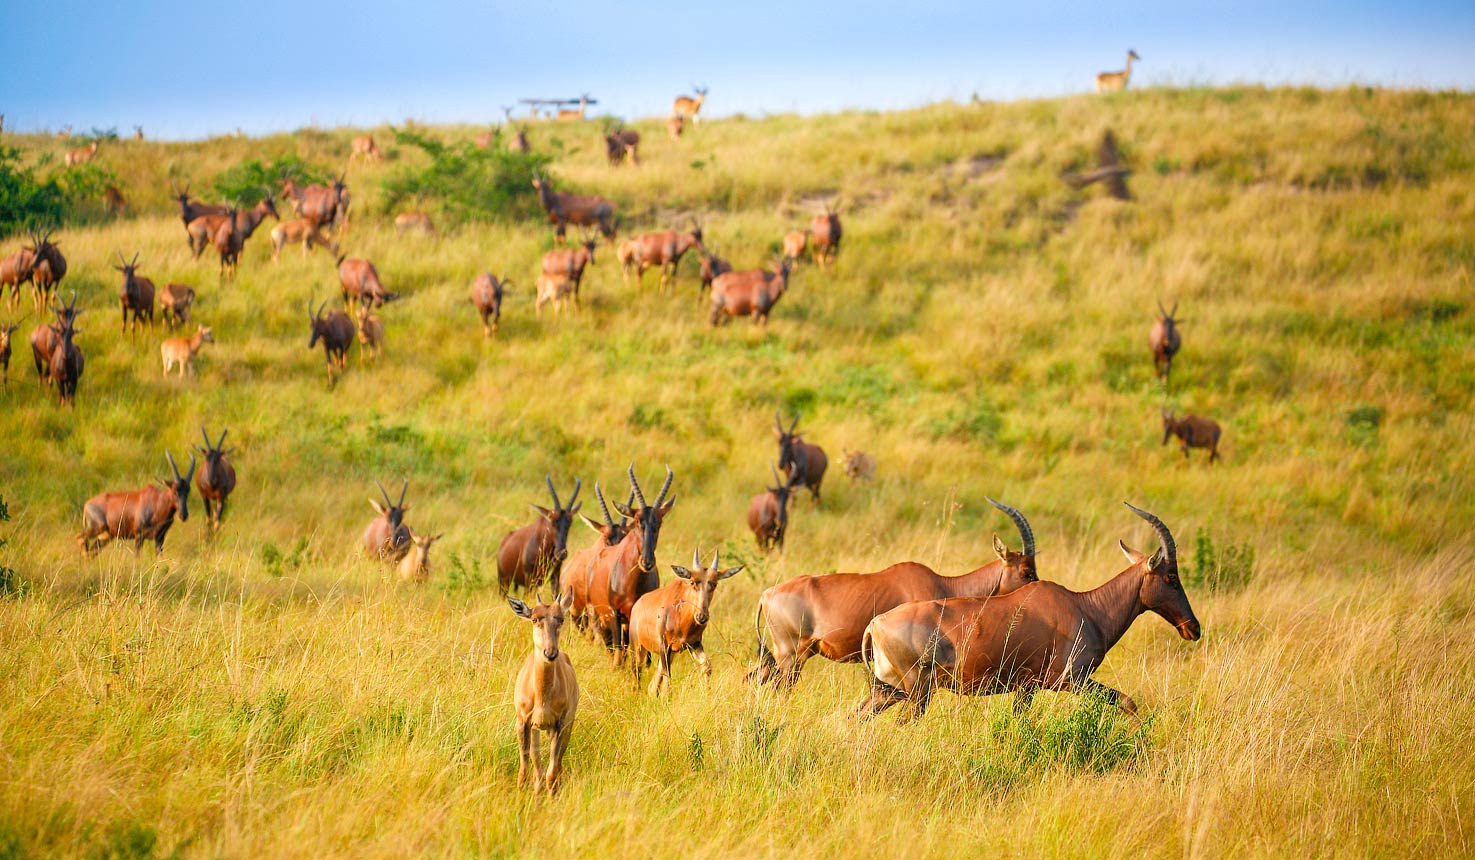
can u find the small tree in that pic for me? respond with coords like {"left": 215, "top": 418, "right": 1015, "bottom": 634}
{"left": 380, "top": 129, "right": 551, "bottom": 225}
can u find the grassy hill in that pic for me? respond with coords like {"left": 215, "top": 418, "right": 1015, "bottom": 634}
{"left": 1, "top": 86, "right": 1472, "bottom": 858}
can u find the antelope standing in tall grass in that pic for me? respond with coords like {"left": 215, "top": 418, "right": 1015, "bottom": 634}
{"left": 363, "top": 479, "right": 413, "bottom": 563}
{"left": 497, "top": 477, "right": 582, "bottom": 595}
{"left": 0, "top": 237, "right": 38, "bottom": 308}
{"left": 1095, "top": 50, "right": 1141, "bottom": 93}
{"left": 1150, "top": 300, "right": 1181, "bottom": 382}
{"left": 782, "top": 229, "right": 809, "bottom": 263}
{"left": 270, "top": 219, "right": 339, "bottom": 262}
{"left": 586, "top": 466, "right": 675, "bottom": 666}
{"left": 113, "top": 252, "right": 155, "bottom": 334}
{"left": 159, "top": 283, "right": 194, "bottom": 329}
{"left": 351, "top": 135, "right": 383, "bottom": 161}
{"left": 104, "top": 186, "right": 127, "bottom": 216}
{"left": 29, "top": 292, "right": 81, "bottom": 386}
{"left": 187, "top": 196, "right": 277, "bottom": 259}
{"left": 673, "top": 86, "right": 708, "bottom": 123}
{"left": 0, "top": 318, "right": 23, "bottom": 386}
{"left": 470, "top": 272, "right": 510, "bottom": 337}
{"left": 1162, "top": 410, "right": 1222, "bottom": 464}
{"left": 842, "top": 448, "right": 877, "bottom": 483}
{"left": 747, "top": 498, "right": 1037, "bottom": 689}
{"left": 355, "top": 305, "right": 383, "bottom": 361}
{"left": 629, "top": 547, "right": 744, "bottom": 695}
{"left": 810, "top": 203, "right": 842, "bottom": 267}
{"left": 859, "top": 503, "right": 1199, "bottom": 720}
{"left": 747, "top": 464, "right": 795, "bottom": 551}
{"left": 306, "top": 299, "right": 354, "bottom": 385}
{"left": 709, "top": 257, "right": 792, "bottom": 326}
{"left": 47, "top": 309, "right": 83, "bottom": 407}
{"left": 542, "top": 233, "right": 597, "bottom": 301}
{"left": 561, "top": 483, "right": 632, "bottom": 635}
{"left": 535, "top": 273, "right": 578, "bottom": 317}
{"left": 193, "top": 427, "right": 237, "bottom": 535}
{"left": 171, "top": 182, "right": 229, "bottom": 231}
{"left": 160, "top": 325, "right": 213, "bottom": 376}
{"left": 398, "top": 531, "right": 443, "bottom": 584}
{"left": 775, "top": 412, "right": 827, "bottom": 504}
{"left": 65, "top": 140, "right": 99, "bottom": 167}
{"left": 532, "top": 175, "right": 617, "bottom": 243}
{"left": 29, "top": 231, "right": 66, "bottom": 313}
{"left": 626, "top": 221, "right": 702, "bottom": 291}
{"left": 337, "top": 258, "right": 397, "bottom": 309}
{"left": 509, "top": 592, "right": 578, "bottom": 793}
{"left": 77, "top": 452, "right": 196, "bottom": 556}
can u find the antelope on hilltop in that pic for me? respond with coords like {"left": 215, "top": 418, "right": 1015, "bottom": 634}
{"left": 673, "top": 85, "right": 708, "bottom": 123}
{"left": 1096, "top": 49, "right": 1141, "bottom": 93}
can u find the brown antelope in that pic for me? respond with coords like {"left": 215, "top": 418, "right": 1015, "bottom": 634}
{"left": 1150, "top": 299, "right": 1181, "bottom": 381}
{"left": 859, "top": 503, "right": 1199, "bottom": 720}
{"left": 509, "top": 592, "right": 578, "bottom": 794}
{"left": 474, "top": 127, "right": 500, "bottom": 149}
{"left": 556, "top": 94, "right": 592, "bottom": 122}
{"left": 48, "top": 309, "right": 84, "bottom": 407}
{"left": 210, "top": 207, "right": 244, "bottom": 278}
{"left": 1095, "top": 49, "right": 1141, "bottom": 93}
{"left": 774, "top": 412, "right": 828, "bottom": 504}
{"left": 497, "top": 476, "right": 582, "bottom": 595}
{"left": 698, "top": 244, "right": 732, "bottom": 294}
{"left": 104, "top": 185, "right": 127, "bottom": 216}
{"left": 159, "top": 284, "right": 195, "bottom": 329}
{"left": 630, "top": 547, "right": 744, "bottom": 695}
{"left": 747, "top": 464, "right": 796, "bottom": 552}
{"left": 29, "top": 231, "right": 66, "bottom": 313}
{"left": 710, "top": 257, "right": 792, "bottom": 326}
{"left": 535, "top": 273, "right": 577, "bottom": 317}
{"left": 542, "top": 233, "right": 597, "bottom": 300}
{"left": 65, "top": 140, "right": 99, "bottom": 167}
{"left": 337, "top": 258, "right": 396, "bottom": 309}
{"left": 0, "top": 318, "right": 23, "bottom": 386}
{"left": 842, "top": 448, "right": 877, "bottom": 483}
{"left": 605, "top": 129, "right": 640, "bottom": 166}
{"left": 306, "top": 299, "right": 355, "bottom": 385}
{"left": 270, "top": 219, "right": 339, "bottom": 262}
{"left": 112, "top": 252, "right": 156, "bottom": 334}
{"left": 561, "top": 483, "right": 633, "bottom": 635}
{"left": 363, "top": 479, "right": 413, "bottom": 563}
{"left": 509, "top": 125, "right": 530, "bottom": 153}
{"left": 355, "top": 305, "right": 384, "bottom": 361}
{"left": 171, "top": 183, "right": 229, "bottom": 240}
{"left": 747, "top": 498, "right": 1038, "bottom": 689}
{"left": 398, "top": 531, "right": 443, "bottom": 584}
{"left": 283, "top": 174, "right": 348, "bottom": 231}
{"left": 394, "top": 211, "right": 435, "bottom": 235}
{"left": 193, "top": 427, "right": 237, "bottom": 535}
{"left": 0, "top": 237, "right": 38, "bottom": 308}
{"left": 673, "top": 85, "right": 708, "bottom": 123}
{"left": 1162, "top": 410, "right": 1222, "bottom": 464}
{"left": 187, "top": 196, "right": 278, "bottom": 259}
{"left": 29, "top": 292, "right": 81, "bottom": 386}
{"left": 627, "top": 221, "right": 703, "bottom": 291}
{"left": 782, "top": 229, "right": 809, "bottom": 263}
{"left": 586, "top": 465, "right": 675, "bottom": 666}
{"left": 1062, "top": 130, "right": 1132, "bottom": 200}
{"left": 531, "top": 174, "right": 616, "bottom": 243}
{"left": 351, "top": 134, "right": 383, "bottom": 161}
{"left": 77, "top": 451, "right": 196, "bottom": 556}
{"left": 160, "top": 325, "right": 213, "bottom": 377}
{"left": 470, "top": 272, "right": 510, "bottom": 337}
{"left": 810, "top": 203, "right": 842, "bottom": 268}
{"left": 666, "top": 113, "right": 685, "bottom": 141}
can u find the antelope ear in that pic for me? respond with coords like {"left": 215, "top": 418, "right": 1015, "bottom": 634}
{"left": 530, "top": 503, "right": 552, "bottom": 517}
{"left": 612, "top": 502, "right": 634, "bottom": 517}
{"left": 579, "top": 513, "right": 603, "bottom": 533}
{"left": 558, "top": 589, "right": 575, "bottom": 611}
{"left": 400, "top": 503, "right": 412, "bottom": 512}
{"left": 717, "top": 565, "right": 745, "bottom": 580}
{"left": 370, "top": 499, "right": 387, "bottom": 514}
{"left": 508, "top": 598, "right": 533, "bottom": 620}
{"left": 1118, "top": 539, "right": 1147, "bottom": 564}
{"left": 671, "top": 565, "right": 693, "bottom": 580}
{"left": 657, "top": 496, "right": 677, "bottom": 515}
{"left": 1148, "top": 546, "right": 1168, "bottom": 571}
{"left": 992, "top": 533, "right": 1007, "bottom": 560}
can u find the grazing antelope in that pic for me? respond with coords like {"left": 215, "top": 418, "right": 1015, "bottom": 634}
{"left": 160, "top": 325, "right": 213, "bottom": 377}
{"left": 604, "top": 129, "right": 640, "bottom": 166}
{"left": 698, "top": 244, "right": 732, "bottom": 294}
{"left": 535, "top": 273, "right": 578, "bottom": 317}
{"left": 627, "top": 220, "right": 703, "bottom": 291}
{"left": 306, "top": 299, "right": 355, "bottom": 385}
{"left": 470, "top": 272, "right": 510, "bottom": 337}
{"left": 561, "top": 483, "right": 633, "bottom": 635}
{"left": 270, "top": 218, "right": 339, "bottom": 262}
{"left": 859, "top": 503, "right": 1199, "bottom": 720}
{"left": 586, "top": 465, "right": 675, "bottom": 666}
{"left": 398, "top": 531, "right": 443, "bottom": 584}
{"left": 509, "top": 592, "right": 578, "bottom": 793}
{"left": 0, "top": 237, "right": 38, "bottom": 308}
{"left": 673, "top": 85, "right": 708, "bottom": 123}
{"left": 1095, "top": 49, "right": 1141, "bottom": 93}
{"left": 65, "top": 140, "right": 99, "bottom": 167}
{"left": 159, "top": 283, "right": 195, "bottom": 329}
{"left": 842, "top": 448, "right": 877, "bottom": 483}
{"left": 531, "top": 174, "right": 617, "bottom": 243}
{"left": 351, "top": 134, "right": 383, "bottom": 161}
{"left": 1062, "top": 130, "right": 1132, "bottom": 200}
{"left": 666, "top": 113, "right": 684, "bottom": 141}
{"left": 187, "top": 196, "right": 278, "bottom": 259}
{"left": 541, "top": 232, "right": 597, "bottom": 300}
{"left": 29, "top": 231, "right": 66, "bottom": 313}
{"left": 355, "top": 305, "right": 384, "bottom": 361}
{"left": 748, "top": 498, "right": 1038, "bottom": 689}
{"left": 498, "top": 476, "right": 582, "bottom": 594}
{"left": 556, "top": 94, "right": 592, "bottom": 122}
{"left": 810, "top": 204, "right": 842, "bottom": 268}
{"left": 364, "top": 479, "right": 413, "bottom": 563}
{"left": 509, "top": 125, "right": 530, "bottom": 153}
{"left": 337, "top": 258, "right": 396, "bottom": 309}
{"left": 112, "top": 252, "right": 156, "bottom": 334}
{"left": 1162, "top": 410, "right": 1222, "bottom": 464}
{"left": 77, "top": 451, "right": 196, "bottom": 556}
{"left": 29, "top": 292, "right": 81, "bottom": 386}
{"left": 782, "top": 229, "right": 809, "bottom": 263}
{"left": 0, "top": 318, "right": 23, "bottom": 386}
{"left": 193, "top": 427, "right": 237, "bottom": 535}
{"left": 630, "top": 547, "right": 744, "bottom": 695}
{"left": 394, "top": 211, "right": 435, "bottom": 235}
{"left": 104, "top": 185, "right": 127, "bottom": 216}
{"left": 1150, "top": 299, "right": 1181, "bottom": 382}
{"left": 747, "top": 464, "right": 796, "bottom": 551}
{"left": 709, "top": 257, "right": 792, "bottom": 326}
{"left": 774, "top": 412, "right": 828, "bottom": 504}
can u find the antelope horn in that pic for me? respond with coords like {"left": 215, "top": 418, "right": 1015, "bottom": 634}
{"left": 567, "top": 478, "right": 581, "bottom": 508}
{"left": 1157, "top": 299, "right": 1167, "bottom": 317}
{"left": 201, "top": 426, "right": 213, "bottom": 451}
{"left": 790, "top": 412, "right": 801, "bottom": 433}
{"left": 775, "top": 412, "right": 784, "bottom": 433}
{"left": 217, "top": 428, "right": 228, "bottom": 449}
{"left": 771, "top": 462, "right": 782, "bottom": 486}
{"left": 166, "top": 450, "right": 182, "bottom": 481}
{"left": 1124, "top": 502, "right": 1176, "bottom": 566}
{"left": 654, "top": 465, "right": 673, "bottom": 508}
{"left": 986, "top": 497, "right": 1035, "bottom": 558}
{"left": 1171, "top": 300, "right": 1179, "bottom": 316}
{"left": 130, "top": 252, "right": 139, "bottom": 268}
{"left": 627, "top": 463, "right": 647, "bottom": 508}
{"left": 545, "top": 474, "right": 561, "bottom": 510}
{"left": 398, "top": 478, "right": 409, "bottom": 507}
{"left": 376, "top": 480, "right": 393, "bottom": 507}
{"left": 692, "top": 546, "right": 701, "bottom": 568}
{"left": 186, "top": 453, "right": 197, "bottom": 481}
{"left": 710, "top": 548, "right": 720, "bottom": 571}
{"left": 595, "top": 482, "right": 615, "bottom": 527}
{"left": 623, "top": 489, "right": 635, "bottom": 520}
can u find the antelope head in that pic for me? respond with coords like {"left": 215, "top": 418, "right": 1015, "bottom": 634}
{"left": 671, "top": 547, "right": 744, "bottom": 625}
{"left": 510, "top": 590, "right": 575, "bottom": 661}
{"left": 370, "top": 478, "right": 412, "bottom": 531}
{"left": 614, "top": 464, "right": 676, "bottom": 574}
{"left": 1121, "top": 502, "right": 1199, "bottom": 640}
{"left": 193, "top": 426, "right": 235, "bottom": 476}
{"left": 580, "top": 482, "right": 634, "bottom": 546}
{"left": 986, "top": 497, "right": 1039, "bottom": 591}
{"left": 532, "top": 475, "right": 582, "bottom": 564}
{"left": 160, "top": 450, "right": 198, "bottom": 521}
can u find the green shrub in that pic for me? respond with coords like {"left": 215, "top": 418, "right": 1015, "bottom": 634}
{"left": 212, "top": 155, "right": 333, "bottom": 206}
{"left": 1188, "top": 530, "right": 1255, "bottom": 592}
{"left": 0, "top": 146, "right": 67, "bottom": 235}
{"left": 1345, "top": 405, "right": 1384, "bottom": 447}
{"left": 380, "top": 130, "right": 551, "bottom": 225}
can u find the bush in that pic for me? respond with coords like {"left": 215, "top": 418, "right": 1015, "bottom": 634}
{"left": 1188, "top": 529, "right": 1255, "bottom": 592}
{"left": 212, "top": 155, "right": 334, "bottom": 206}
{"left": 380, "top": 129, "right": 551, "bottom": 225}
{"left": 1345, "top": 404, "right": 1384, "bottom": 447}
{"left": 0, "top": 146, "right": 67, "bottom": 236}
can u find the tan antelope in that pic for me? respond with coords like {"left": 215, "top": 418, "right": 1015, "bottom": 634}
{"left": 842, "top": 448, "right": 877, "bottom": 482}
{"left": 709, "top": 257, "right": 792, "bottom": 326}
{"left": 541, "top": 232, "right": 597, "bottom": 301}
{"left": 561, "top": 483, "right": 633, "bottom": 635}
{"left": 626, "top": 221, "right": 703, "bottom": 291}
{"left": 355, "top": 305, "right": 384, "bottom": 361}
{"left": 673, "top": 85, "right": 708, "bottom": 123}
{"left": 337, "top": 258, "right": 397, "bottom": 309}
{"left": 193, "top": 427, "right": 237, "bottom": 535}
{"left": 1162, "top": 410, "right": 1222, "bottom": 464}
{"left": 629, "top": 547, "right": 744, "bottom": 695}
{"left": 782, "top": 229, "right": 809, "bottom": 263}
{"left": 1150, "top": 299, "right": 1181, "bottom": 381}
{"left": 159, "top": 283, "right": 195, "bottom": 329}
{"left": 531, "top": 174, "right": 617, "bottom": 243}
{"left": 810, "top": 203, "right": 842, "bottom": 268}
{"left": 351, "top": 134, "right": 383, "bottom": 161}
{"left": 398, "top": 531, "right": 443, "bottom": 584}
{"left": 470, "top": 272, "right": 510, "bottom": 337}
{"left": 535, "top": 273, "right": 577, "bottom": 317}
{"left": 747, "top": 498, "right": 1038, "bottom": 689}
{"left": 859, "top": 503, "right": 1199, "bottom": 720}
{"left": 1095, "top": 50, "right": 1141, "bottom": 93}
{"left": 77, "top": 452, "right": 196, "bottom": 556}
{"left": 0, "top": 318, "right": 23, "bottom": 386}
{"left": 556, "top": 94, "right": 592, "bottom": 122}
{"left": 509, "top": 592, "right": 578, "bottom": 793}
{"left": 113, "top": 252, "right": 155, "bottom": 334}
{"left": 160, "top": 325, "right": 213, "bottom": 377}
{"left": 65, "top": 140, "right": 99, "bottom": 167}
{"left": 666, "top": 113, "right": 685, "bottom": 141}
{"left": 270, "top": 219, "right": 339, "bottom": 262}
{"left": 394, "top": 211, "right": 435, "bottom": 235}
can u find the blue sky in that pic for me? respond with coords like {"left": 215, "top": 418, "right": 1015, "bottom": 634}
{"left": 4, "top": 1, "right": 1473, "bottom": 140}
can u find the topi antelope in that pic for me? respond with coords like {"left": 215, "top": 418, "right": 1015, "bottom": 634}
{"left": 270, "top": 219, "right": 339, "bottom": 262}
{"left": 604, "top": 129, "right": 640, "bottom": 166}
{"left": 395, "top": 211, "right": 436, "bottom": 236}
{"left": 364, "top": 479, "right": 413, "bottom": 563}
{"left": 398, "top": 531, "right": 443, "bottom": 584}
{"left": 782, "top": 229, "right": 809, "bottom": 263}
{"left": 159, "top": 283, "right": 195, "bottom": 329}
{"left": 1150, "top": 299, "right": 1181, "bottom": 381}
{"left": 193, "top": 427, "right": 237, "bottom": 535}
{"left": 1162, "top": 410, "right": 1222, "bottom": 464}
{"left": 306, "top": 299, "right": 354, "bottom": 385}
{"left": 0, "top": 237, "right": 39, "bottom": 309}
{"left": 210, "top": 206, "right": 245, "bottom": 278}
{"left": 626, "top": 221, "right": 702, "bottom": 291}
{"left": 187, "top": 196, "right": 278, "bottom": 260}
{"left": 0, "top": 318, "right": 22, "bottom": 386}
{"left": 509, "top": 592, "right": 578, "bottom": 793}
{"left": 561, "top": 483, "right": 633, "bottom": 635}
{"left": 809, "top": 203, "right": 842, "bottom": 268}
{"left": 29, "top": 231, "right": 66, "bottom": 313}
{"left": 710, "top": 257, "right": 792, "bottom": 326}
{"left": 160, "top": 325, "right": 213, "bottom": 377}
{"left": 542, "top": 232, "right": 597, "bottom": 301}
{"left": 351, "top": 134, "right": 383, "bottom": 161}
{"left": 535, "top": 273, "right": 578, "bottom": 318}
{"left": 1095, "top": 49, "right": 1141, "bottom": 93}
{"left": 672, "top": 85, "right": 708, "bottom": 123}
{"left": 337, "top": 258, "right": 397, "bottom": 309}
{"left": 283, "top": 174, "right": 349, "bottom": 231}
{"left": 748, "top": 498, "right": 1038, "bottom": 689}
{"left": 470, "top": 272, "right": 510, "bottom": 337}
{"left": 842, "top": 448, "right": 876, "bottom": 483}
{"left": 171, "top": 182, "right": 230, "bottom": 227}
{"left": 113, "top": 252, "right": 156, "bottom": 334}
{"left": 586, "top": 465, "right": 675, "bottom": 666}
{"left": 531, "top": 174, "right": 616, "bottom": 243}
{"left": 629, "top": 547, "right": 744, "bottom": 695}
{"left": 355, "top": 305, "right": 384, "bottom": 361}
{"left": 47, "top": 307, "right": 84, "bottom": 407}
{"left": 65, "top": 140, "right": 99, "bottom": 167}
{"left": 774, "top": 412, "right": 828, "bottom": 504}
{"left": 29, "top": 292, "right": 81, "bottom": 387}
{"left": 747, "top": 464, "right": 796, "bottom": 551}
{"left": 78, "top": 451, "right": 196, "bottom": 556}
{"left": 859, "top": 503, "right": 1199, "bottom": 720}
{"left": 497, "top": 476, "right": 582, "bottom": 595}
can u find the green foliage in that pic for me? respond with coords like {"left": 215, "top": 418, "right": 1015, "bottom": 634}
{"left": 929, "top": 393, "right": 1003, "bottom": 442}
{"left": 1189, "top": 530, "right": 1256, "bottom": 592}
{"left": 380, "top": 129, "right": 551, "bottom": 224}
{"left": 212, "top": 156, "right": 333, "bottom": 206}
{"left": 444, "top": 552, "right": 485, "bottom": 592}
{"left": 1345, "top": 405, "right": 1384, "bottom": 447}
{"left": 259, "top": 537, "right": 309, "bottom": 578}
{"left": 0, "top": 146, "right": 67, "bottom": 235}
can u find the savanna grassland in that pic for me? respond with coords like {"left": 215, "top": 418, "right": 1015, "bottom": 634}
{"left": 1, "top": 86, "right": 1474, "bottom": 858}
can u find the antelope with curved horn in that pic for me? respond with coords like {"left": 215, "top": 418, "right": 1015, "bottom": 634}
{"left": 1162, "top": 409, "right": 1222, "bottom": 464}
{"left": 29, "top": 231, "right": 66, "bottom": 313}
{"left": 47, "top": 303, "right": 84, "bottom": 407}
{"left": 193, "top": 427, "right": 237, "bottom": 535}
{"left": 774, "top": 411, "right": 827, "bottom": 504}
{"left": 673, "top": 85, "right": 708, "bottom": 123}
{"left": 586, "top": 465, "right": 675, "bottom": 666}
{"left": 629, "top": 547, "right": 744, "bottom": 695}
{"left": 809, "top": 203, "right": 842, "bottom": 268}
{"left": 1095, "top": 49, "right": 1141, "bottom": 93}
{"left": 77, "top": 451, "right": 196, "bottom": 556}
{"left": 187, "top": 195, "right": 278, "bottom": 260}
{"left": 561, "top": 483, "right": 633, "bottom": 635}
{"left": 531, "top": 174, "right": 616, "bottom": 243}
{"left": 1150, "top": 299, "right": 1181, "bottom": 382}
{"left": 497, "top": 476, "right": 583, "bottom": 595}
{"left": 709, "top": 257, "right": 792, "bottom": 326}
{"left": 859, "top": 503, "right": 1200, "bottom": 721}
{"left": 747, "top": 463, "right": 796, "bottom": 552}
{"left": 113, "top": 252, "right": 156, "bottom": 334}
{"left": 627, "top": 220, "right": 703, "bottom": 292}
{"left": 747, "top": 498, "right": 1038, "bottom": 689}
{"left": 509, "top": 591, "right": 578, "bottom": 794}
{"left": 470, "top": 272, "right": 510, "bottom": 337}
{"left": 29, "top": 291, "right": 81, "bottom": 386}
{"left": 363, "top": 479, "right": 413, "bottom": 562}
{"left": 306, "top": 299, "right": 354, "bottom": 385}
{"left": 171, "top": 181, "right": 230, "bottom": 228}
{"left": 541, "top": 232, "right": 597, "bottom": 302}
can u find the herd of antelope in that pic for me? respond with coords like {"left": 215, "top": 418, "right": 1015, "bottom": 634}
{"left": 8, "top": 60, "right": 1224, "bottom": 792}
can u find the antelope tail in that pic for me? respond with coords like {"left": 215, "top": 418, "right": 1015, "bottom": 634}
{"left": 860, "top": 625, "right": 875, "bottom": 680}
{"left": 746, "top": 599, "right": 778, "bottom": 684}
